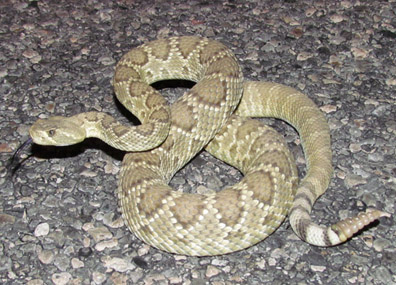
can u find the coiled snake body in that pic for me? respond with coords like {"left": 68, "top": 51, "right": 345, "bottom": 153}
{"left": 29, "top": 37, "right": 388, "bottom": 256}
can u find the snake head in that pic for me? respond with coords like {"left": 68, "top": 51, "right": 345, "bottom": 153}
{"left": 29, "top": 116, "right": 86, "bottom": 146}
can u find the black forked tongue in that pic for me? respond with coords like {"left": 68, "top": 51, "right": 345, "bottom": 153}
{"left": 8, "top": 137, "right": 33, "bottom": 176}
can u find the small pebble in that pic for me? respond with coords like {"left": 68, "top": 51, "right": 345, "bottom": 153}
{"left": 102, "top": 256, "right": 135, "bottom": 273}
{"left": 87, "top": 226, "right": 113, "bottom": 242}
{"left": 38, "top": 249, "right": 54, "bottom": 264}
{"left": 34, "top": 223, "right": 50, "bottom": 237}
{"left": 51, "top": 272, "right": 72, "bottom": 285}
{"left": 206, "top": 265, "right": 221, "bottom": 278}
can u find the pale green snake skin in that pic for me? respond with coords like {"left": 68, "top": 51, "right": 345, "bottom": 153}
{"left": 29, "top": 36, "right": 389, "bottom": 256}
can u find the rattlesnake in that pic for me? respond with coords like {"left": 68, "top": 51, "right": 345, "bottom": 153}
{"left": 29, "top": 36, "right": 388, "bottom": 256}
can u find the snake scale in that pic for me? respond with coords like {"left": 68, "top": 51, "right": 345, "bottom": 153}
{"left": 29, "top": 36, "right": 388, "bottom": 256}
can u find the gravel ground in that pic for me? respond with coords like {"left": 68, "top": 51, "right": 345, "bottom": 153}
{"left": 1, "top": 0, "right": 395, "bottom": 284}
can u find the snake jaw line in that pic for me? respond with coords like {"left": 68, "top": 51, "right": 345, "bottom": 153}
{"left": 29, "top": 116, "right": 86, "bottom": 146}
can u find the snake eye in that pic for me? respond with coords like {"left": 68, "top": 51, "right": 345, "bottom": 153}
{"left": 48, "top": 129, "right": 56, "bottom": 136}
